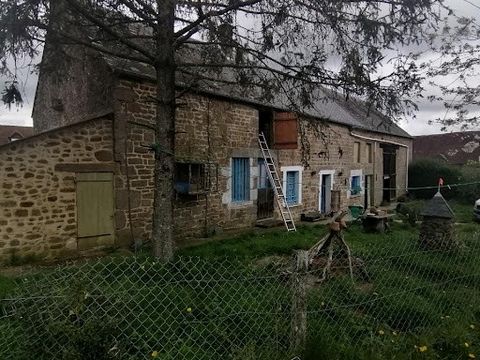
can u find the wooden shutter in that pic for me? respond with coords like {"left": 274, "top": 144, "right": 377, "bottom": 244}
{"left": 232, "top": 158, "right": 250, "bottom": 202}
{"left": 273, "top": 112, "right": 298, "bottom": 149}
{"left": 285, "top": 171, "right": 299, "bottom": 205}
{"left": 76, "top": 172, "right": 115, "bottom": 249}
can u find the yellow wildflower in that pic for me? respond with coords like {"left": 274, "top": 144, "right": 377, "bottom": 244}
{"left": 378, "top": 330, "right": 385, "bottom": 335}
{"left": 419, "top": 345, "right": 428, "bottom": 352}
{"left": 468, "top": 353, "right": 476, "bottom": 359}
{"left": 186, "top": 307, "right": 192, "bottom": 313}
{"left": 465, "top": 343, "right": 470, "bottom": 348}
{"left": 151, "top": 351, "right": 159, "bottom": 358}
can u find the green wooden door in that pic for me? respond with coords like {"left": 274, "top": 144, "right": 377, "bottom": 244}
{"left": 76, "top": 173, "right": 115, "bottom": 250}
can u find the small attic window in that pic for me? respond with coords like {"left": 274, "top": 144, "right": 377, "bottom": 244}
{"left": 174, "top": 162, "right": 208, "bottom": 195}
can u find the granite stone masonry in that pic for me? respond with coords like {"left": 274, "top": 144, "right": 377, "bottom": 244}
{"left": 0, "top": 49, "right": 412, "bottom": 262}
{"left": 0, "top": 118, "right": 114, "bottom": 261}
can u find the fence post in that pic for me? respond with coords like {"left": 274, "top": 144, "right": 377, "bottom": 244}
{"left": 291, "top": 249, "right": 308, "bottom": 354}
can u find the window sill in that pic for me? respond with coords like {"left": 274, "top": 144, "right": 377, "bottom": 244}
{"left": 230, "top": 200, "right": 254, "bottom": 208}
{"left": 350, "top": 194, "right": 362, "bottom": 198}
{"left": 284, "top": 203, "right": 301, "bottom": 208}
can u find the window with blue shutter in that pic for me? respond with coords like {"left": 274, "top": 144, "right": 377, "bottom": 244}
{"left": 232, "top": 158, "right": 250, "bottom": 202}
{"left": 285, "top": 171, "right": 299, "bottom": 205}
{"left": 351, "top": 175, "right": 361, "bottom": 195}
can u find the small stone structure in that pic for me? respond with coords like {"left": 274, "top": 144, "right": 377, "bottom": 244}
{"left": 419, "top": 192, "right": 458, "bottom": 250}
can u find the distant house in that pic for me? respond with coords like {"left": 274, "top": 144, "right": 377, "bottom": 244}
{"left": 413, "top": 131, "right": 480, "bottom": 165}
{"left": 0, "top": 37, "right": 413, "bottom": 262}
{"left": 0, "top": 125, "right": 33, "bottom": 146}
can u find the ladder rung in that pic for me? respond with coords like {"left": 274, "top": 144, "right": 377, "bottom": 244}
{"left": 258, "top": 132, "right": 296, "bottom": 233}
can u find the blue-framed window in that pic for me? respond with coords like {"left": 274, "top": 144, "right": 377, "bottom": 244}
{"left": 351, "top": 175, "right": 361, "bottom": 196}
{"left": 232, "top": 158, "right": 250, "bottom": 202}
{"left": 285, "top": 170, "right": 300, "bottom": 205}
{"left": 257, "top": 158, "right": 271, "bottom": 190}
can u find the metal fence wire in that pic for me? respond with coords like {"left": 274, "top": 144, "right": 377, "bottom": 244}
{"left": 1, "top": 231, "right": 480, "bottom": 360}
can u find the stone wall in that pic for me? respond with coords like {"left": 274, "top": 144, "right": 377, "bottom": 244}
{"left": 33, "top": 46, "right": 114, "bottom": 133}
{"left": 274, "top": 120, "right": 411, "bottom": 220}
{"left": 113, "top": 80, "right": 260, "bottom": 244}
{"left": 7, "top": 73, "right": 412, "bottom": 261}
{"left": 419, "top": 217, "right": 458, "bottom": 250}
{"left": 113, "top": 78, "right": 412, "bottom": 246}
{"left": 0, "top": 118, "right": 115, "bottom": 262}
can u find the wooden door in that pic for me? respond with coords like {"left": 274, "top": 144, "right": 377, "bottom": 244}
{"left": 76, "top": 172, "right": 115, "bottom": 250}
{"left": 364, "top": 175, "right": 374, "bottom": 209}
{"left": 257, "top": 159, "right": 274, "bottom": 219}
{"left": 320, "top": 174, "right": 332, "bottom": 214}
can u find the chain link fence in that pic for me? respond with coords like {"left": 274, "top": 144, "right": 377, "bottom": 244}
{"left": 1, "top": 230, "right": 480, "bottom": 359}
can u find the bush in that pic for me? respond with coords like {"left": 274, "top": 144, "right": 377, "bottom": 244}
{"left": 408, "top": 159, "right": 462, "bottom": 200}
{"left": 458, "top": 163, "right": 480, "bottom": 203}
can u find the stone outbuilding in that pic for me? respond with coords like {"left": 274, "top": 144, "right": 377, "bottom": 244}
{"left": 0, "top": 38, "right": 414, "bottom": 263}
{"left": 419, "top": 192, "right": 457, "bottom": 250}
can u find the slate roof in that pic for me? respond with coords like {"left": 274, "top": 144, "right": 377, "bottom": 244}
{"left": 420, "top": 191, "right": 455, "bottom": 219}
{"left": 0, "top": 125, "right": 34, "bottom": 146}
{"left": 102, "top": 48, "right": 411, "bottom": 139}
{"left": 413, "top": 131, "right": 480, "bottom": 165}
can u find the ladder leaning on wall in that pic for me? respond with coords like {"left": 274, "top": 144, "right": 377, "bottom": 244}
{"left": 258, "top": 132, "right": 297, "bottom": 232}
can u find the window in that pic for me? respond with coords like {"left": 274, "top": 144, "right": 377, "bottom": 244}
{"left": 232, "top": 158, "right": 250, "bottom": 202}
{"left": 282, "top": 166, "right": 303, "bottom": 206}
{"left": 286, "top": 171, "right": 299, "bottom": 205}
{"left": 349, "top": 169, "right": 363, "bottom": 197}
{"left": 353, "top": 142, "right": 361, "bottom": 163}
{"left": 175, "top": 162, "right": 208, "bottom": 195}
{"left": 366, "top": 143, "right": 373, "bottom": 163}
{"left": 257, "top": 158, "right": 271, "bottom": 189}
{"left": 351, "top": 176, "right": 361, "bottom": 195}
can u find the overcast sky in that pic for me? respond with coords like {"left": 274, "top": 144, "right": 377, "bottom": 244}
{"left": 0, "top": 0, "right": 479, "bottom": 135}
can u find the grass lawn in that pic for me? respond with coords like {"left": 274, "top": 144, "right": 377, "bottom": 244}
{"left": 0, "top": 275, "right": 15, "bottom": 299}
{"left": 1, "top": 215, "right": 479, "bottom": 359}
{"left": 179, "top": 219, "right": 480, "bottom": 359}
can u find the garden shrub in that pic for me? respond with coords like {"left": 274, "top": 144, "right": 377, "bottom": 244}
{"left": 458, "top": 163, "right": 480, "bottom": 203}
{"left": 408, "top": 159, "right": 462, "bottom": 200}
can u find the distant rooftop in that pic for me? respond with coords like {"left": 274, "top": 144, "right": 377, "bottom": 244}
{"left": 0, "top": 125, "right": 34, "bottom": 146}
{"left": 413, "top": 131, "right": 480, "bottom": 165}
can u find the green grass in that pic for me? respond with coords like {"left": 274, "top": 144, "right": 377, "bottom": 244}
{"left": 175, "top": 220, "right": 480, "bottom": 359}
{"left": 178, "top": 224, "right": 328, "bottom": 258}
{"left": 1, "top": 218, "right": 479, "bottom": 359}
{"left": 0, "top": 275, "right": 16, "bottom": 300}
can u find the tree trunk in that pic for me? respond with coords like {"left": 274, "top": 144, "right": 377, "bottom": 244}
{"left": 152, "top": 0, "right": 176, "bottom": 261}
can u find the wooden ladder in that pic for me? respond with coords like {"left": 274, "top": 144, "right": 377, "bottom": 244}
{"left": 258, "top": 132, "right": 297, "bottom": 232}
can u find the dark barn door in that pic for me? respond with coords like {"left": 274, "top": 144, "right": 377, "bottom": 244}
{"left": 381, "top": 145, "right": 397, "bottom": 203}
{"left": 257, "top": 158, "right": 274, "bottom": 219}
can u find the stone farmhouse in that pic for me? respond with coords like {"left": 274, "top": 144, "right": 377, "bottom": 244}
{"left": 0, "top": 43, "right": 412, "bottom": 262}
